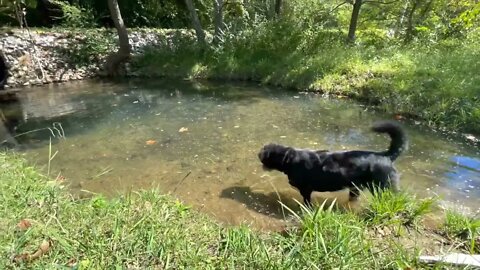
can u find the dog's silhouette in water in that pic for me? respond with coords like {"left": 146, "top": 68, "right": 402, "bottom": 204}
{"left": 258, "top": 121, "right": 408, "bottom": 206}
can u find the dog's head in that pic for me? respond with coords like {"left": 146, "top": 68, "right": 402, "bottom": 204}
{"left": 258, "top": 143, "right": 296, "bottom": 172}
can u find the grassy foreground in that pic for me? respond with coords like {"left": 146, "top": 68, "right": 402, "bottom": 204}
{"left": 133, "top": 27, "right": 480, "bottom": 135}
{"left": 0, "top": 151, "right": 479, "bottom": 269}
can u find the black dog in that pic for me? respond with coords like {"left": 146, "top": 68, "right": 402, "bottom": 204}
{"left": 258, "top": 121, "right": 408, "bottom": 206}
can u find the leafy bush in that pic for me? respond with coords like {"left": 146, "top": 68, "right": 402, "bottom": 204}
{"left": 58, "top": 30, "right": 115, "bottom": 66}
{"left": 54, "top": 1, "right": 96, "bottom": 28}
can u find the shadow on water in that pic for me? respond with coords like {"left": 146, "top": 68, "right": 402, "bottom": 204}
{"left": 1, "top": 78, "right": 480, "bottom": 229}
{"left": 220, "top": 186, "right": 302, "bottom": 220}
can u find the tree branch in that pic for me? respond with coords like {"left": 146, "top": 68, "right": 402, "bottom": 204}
{"left": 363, "top": 0, "right": 400, "bottom": 5}
{"left": 331, "top": 1, "right": 349, "bottom": 13}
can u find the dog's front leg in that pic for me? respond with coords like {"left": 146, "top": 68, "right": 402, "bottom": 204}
{"left": 301, "top": 189, "right": 313, "bottom": 207}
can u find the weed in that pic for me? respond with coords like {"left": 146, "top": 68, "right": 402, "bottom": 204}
{"left": 363, "top": 189, "right": 434, "bottom": 227}
{"left": 443, "top": 211, "right": 480, "bottom": 254}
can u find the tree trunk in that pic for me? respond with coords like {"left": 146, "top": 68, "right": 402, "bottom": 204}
{"left": 105, "top": 0, "right": 131, "bottom": 77}
{"left": 274, "top": 0, "right": 282, "bottom": 17}
{"left": 36, "top": 0, "right": 64, "bottom": 27}
{"left": 347, "top": 0, "right": 363, "bottom": 43}
{"left": 185, "top": 0, "right": 206, "bottom": 44}
{"left": 213, "top": 0, "right": 224, "bottom": 44}
{"left": 419, "top": 0, "right": 434, "bottom": 21}
{"left": 405, "top": 0, "right": 419, "bottom": 42}
{"left": 394, "top": 0, "right": 410, "bottom": 38}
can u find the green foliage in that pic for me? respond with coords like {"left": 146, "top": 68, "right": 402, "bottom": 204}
{"left": 0, "top": 152, "right": 220, "bottom": 268}
{"left": 54, "top": 0, "right": 96, "bottom": 28}
{"left": 443, "top": 211, "right": 480, "bottom": 253}
{"left": 134, "top": 21, "right": 480, "bottom": 134}
{"left": 362, "top": 190, "right": 434, "bottom": 226}
{"left": 1, "top": 0, "right": 478, "bottom": 43}
{"left": 285, "top": 202, "right": 378, "bottom": 269}
{"left": 58, "top": 30, "right": 115, "bottom": 66}
{"left": 73, "top": 0, "right": 192, "bottom": 28}
{"left": 0, "top": 0, "right": 37, "bottom": 25}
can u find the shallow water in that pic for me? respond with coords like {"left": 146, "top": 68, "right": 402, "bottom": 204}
{"left": 1, "top": 79, "right": 479, "bottom": 230}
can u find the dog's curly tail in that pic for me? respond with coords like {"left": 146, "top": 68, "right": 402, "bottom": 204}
{"left": 372, "top": 120, "right": 408, "bottom": 161}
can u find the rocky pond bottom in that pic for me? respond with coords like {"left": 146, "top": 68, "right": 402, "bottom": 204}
{"left": 1, "top": 79, "right": 479, "bottom": 230}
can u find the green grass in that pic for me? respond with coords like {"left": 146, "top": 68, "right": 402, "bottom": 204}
{"left": 362, "top": 189, "right": 435, "bottom": 227}
{"left": 132, "top": 24, "right": 480, "bottom": 135}
{"left": 442, "top": 211, "right": 480, "bottom": 254}
{"left": 0, "top": 151, "right": 477, "bottom": 269}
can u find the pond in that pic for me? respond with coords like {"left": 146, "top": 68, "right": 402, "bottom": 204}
{"left": 1, "top": 79, "right": 479, "bottom": 230}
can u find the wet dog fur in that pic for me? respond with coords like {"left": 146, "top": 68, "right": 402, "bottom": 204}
{"left": 258, "top": 121, "right": 408, "bottom": 206}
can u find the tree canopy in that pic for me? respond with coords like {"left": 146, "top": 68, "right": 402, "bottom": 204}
{"left": 1, "top": 0, "right": 477, "bottom": 44}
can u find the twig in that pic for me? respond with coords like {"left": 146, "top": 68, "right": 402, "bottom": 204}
{"left": 172, "top": 171, "right": 192, "bottom": 192}
{"left": 20, "top": 7, "right": 46, "bottom": 81}
{"left": 363, "top": 0, "right": 400, "bottom": 5}
{"left": 330, "top": 1, "right": 349, "bottom": 13}
{"left": 90, "top": 166, "right": 114, "bottom": 180}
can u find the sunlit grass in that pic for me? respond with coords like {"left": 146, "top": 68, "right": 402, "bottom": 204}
{"left": 442, "top": 211, "right": 480, "bottom": 254}
{"left": 362, "top": 189, "right": 435, "bottom": 227}
{"left": 0, "top": 151, "right": 475, "bottom": 268}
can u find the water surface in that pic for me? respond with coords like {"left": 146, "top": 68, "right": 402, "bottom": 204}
{"left": 1, "top": 79, "right": 479, "bottom": 230}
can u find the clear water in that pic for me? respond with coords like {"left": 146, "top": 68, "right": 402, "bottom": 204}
{"left": 1, "top": 79, "right": 479, "bottom": 230}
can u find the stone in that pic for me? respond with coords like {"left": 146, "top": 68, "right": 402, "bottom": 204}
{"left": 1, "top": 29, "right": 175, "bottom": 88}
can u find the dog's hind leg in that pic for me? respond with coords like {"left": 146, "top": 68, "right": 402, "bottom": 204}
{"left": 371, "top": 167, "right": 400, "bottom": 193}
{"left": 388, "top": 170, "right": 400, "bottom": 192}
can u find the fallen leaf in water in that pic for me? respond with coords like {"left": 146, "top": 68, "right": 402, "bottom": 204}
{"left": 145, "top": 140, "right": 157, "bottom": 145}
{"left": 56, "top": 175, "right": 66, "bottom": 183}
{"left": 179, "top": 127, "right": 189, "bottom": 133}
{"left": 394, "top": 114, "right": 404, "bottom": 120}
{"left": 16, "top": 219, "right": 32, "bottom": 230}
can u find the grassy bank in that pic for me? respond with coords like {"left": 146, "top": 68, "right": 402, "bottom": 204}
{"left": 1, "top": 152, "right": 479, "bottom": 268}
{"left": 133, "top": 25, "right": 480, "bottom": 135}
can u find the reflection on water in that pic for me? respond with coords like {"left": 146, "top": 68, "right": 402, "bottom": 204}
{"left": 1, "top": 78, "right": 479, "bottom": 230}
{"left": 445, "top": 156, "right": 480, "bottom": 198}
